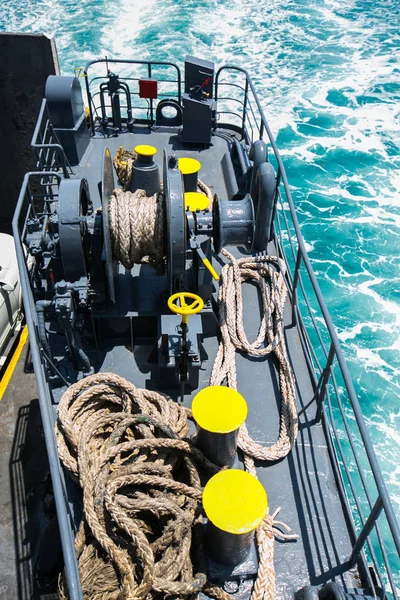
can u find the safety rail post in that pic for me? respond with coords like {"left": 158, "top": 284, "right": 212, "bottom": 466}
{"left": 316, "top": 342, "right": 335, "bottom": 422}
{"left": 148, "top": 63, "right": 154, "bottom": 126}
{"left": 270, "top": 167, "right": 281, "bottom": 240}
{"left": 349, "top": 496, "right": 384, "bottom": 568}
{"left": 242, "top": 78, "right": 249, "bottom": 140}
{"left": 291, "top": 248, "right": 302, "bottom": 324}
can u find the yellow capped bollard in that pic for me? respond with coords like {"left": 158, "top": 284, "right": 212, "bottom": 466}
{"left": 192, "top": 386, "right": 247, "bottom": 467}
{"left": 134, "top": 144, "right": 157, "bottom": 160}
{"left": 129, "top": 144, "right": 160, "bottom": 196}
{"left": 203, "top": 470, "right": 268, "bottom": 565}
{"left": 184, "top": 191, "right": 210, "bottom": 212}
{"left": 178, "top": 157, "right": 201, "bottom": 192}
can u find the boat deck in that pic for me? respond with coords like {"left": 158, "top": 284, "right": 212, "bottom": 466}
{"left": 1, "top": 125, "right": 360, "bottom": 599}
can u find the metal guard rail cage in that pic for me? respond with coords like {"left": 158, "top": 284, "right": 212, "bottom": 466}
{"left": 31, "top": 99, "right": 73, "bottom": 178}
{"left": 12, "top": 62, "right": 400, "bottom": 600}
{"left": 83, "top": 58, "right": 182, "bottom": 133}
{"left": 12, "top": 173, "right": 82, "bottom": 600}
{"left": 215, "top": 65, "right": 400, "bottom": 597}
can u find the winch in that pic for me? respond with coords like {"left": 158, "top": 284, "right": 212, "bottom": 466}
{"left": 25, "top": 141, "right": 256, "bottom": 391}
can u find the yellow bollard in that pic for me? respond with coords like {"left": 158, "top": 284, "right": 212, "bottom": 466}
{"left": 184, "top": 191, "right": 210, "bottom": 212}
{"left": 178, "top": 157, "right": 201, "bottom": 192}
{"left": 130, "top": 144, "right": 160, "bottom": 195}
{"left": 203, "top": 469, "right": 268, "bottom": 565}
{"left": 192, "top": 386, "right": 247, "bottom": 467}
{"left": 134, "top": 144, "right": 157, "bottom": 162}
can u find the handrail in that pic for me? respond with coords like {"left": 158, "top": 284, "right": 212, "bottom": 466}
{"left": 83, "top": 58, "right": 182, "bottom": 135}
{"left": 31, "top": 99, "right": 72, "bottom": 178}
{"left": 215, "top": 64, "right": 400, "bottom": 592}
{"left": 12, "top": 173, "right": 83, "bottom": 600}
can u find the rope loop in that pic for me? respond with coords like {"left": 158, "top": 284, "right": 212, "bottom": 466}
{"left": 210, "top": 249, "right": 299, "bottom": 600}
{"left": 57, "top": 374, "right": 211, "bottom": 600}
{"left": 210, "top": 249, "right": 298, "bottom": 462}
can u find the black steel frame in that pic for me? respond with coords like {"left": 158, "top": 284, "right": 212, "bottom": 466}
{"left": 83, "top": 58, "right": 182, "bottom": 134}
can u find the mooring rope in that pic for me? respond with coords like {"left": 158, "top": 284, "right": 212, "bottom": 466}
{"left": 109, "top": 188, "right": 166, "bottom": 271}
{"left": 110, "top": 148, "right": 213, "bottom": 272}
{"left": 210, "top": 249, "right": 298, "bottom": 461}
{"left": 56, "top": 373, "right": 216, "bottom": 600}
{"left": 210, "top": 248, "right": 299, "bottom": 600}
{"left": 56, "top": 373, "right": 296, "bottom": 600}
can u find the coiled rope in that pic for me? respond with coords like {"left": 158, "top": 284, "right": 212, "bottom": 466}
{"left": 56, "top": 373, "right": 214, "bottom": 600}
{"left": 110, "top": 148, "right": 213, "bottom": 272}
{"left": 56, "top": 373, "right": 296, "bottom": 600}
{"left": 110, "top": 188, "right": 166, "bottom": 271}
{"left": 210, "top": 249, "right": 298, "bottom": 600}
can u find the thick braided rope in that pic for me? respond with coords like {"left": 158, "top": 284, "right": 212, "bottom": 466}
{"left": 210, "top": 249, "right": 298, "bottom": 600}
{"left": 210, "top": 249, "right": 298, "bottom": 461}
{"left": 109, "top": 188, "right": 165, "bottom": 271}
{"left": 56, "top": 373, "right": 220, "bottom": 600}
{"left": 56, "top": 373, "right": 297, "bottom": 600}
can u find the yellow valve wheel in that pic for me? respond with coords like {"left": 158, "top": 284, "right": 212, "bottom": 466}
{"left": 135, "top": 144, "right": 157, "bottom": 157}
{"left": 168, "top": 292, "right": 204, "bottom": 324}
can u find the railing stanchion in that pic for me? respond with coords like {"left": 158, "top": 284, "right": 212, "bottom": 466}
{"left": 350, "top": 496, "right": 384, "bottom": 568}
{"left": 148, "top": 63, "right": 154, "bottom": 126}
{"left": 316, "top": 342, "right": 335, "bottom": 421}
{"left": 269, "top": 168, "right": 281, "bottom": 240}
{"left": 242, "top": 77, "right": 249, "bottom": 140}
{"left": 260, "top": 118, "right": 264, "bottom": 139}
{"left": 291, "top": 248, "right": 302, "bottom": 324}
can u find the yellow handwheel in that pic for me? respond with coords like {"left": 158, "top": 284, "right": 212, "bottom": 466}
{"left": 168, "top": 292, "right": 204, "bottom": 325}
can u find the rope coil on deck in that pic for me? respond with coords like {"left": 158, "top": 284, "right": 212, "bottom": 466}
{"left": 210, "top": 249, "right": 299, "bottom": 600}
{"left": 56, "top": 373, "right": 216, "bottom": 600}
{"left": 210, "top": 249, "right": 298, "bottom": 461}
{"left": 56, "top": 374, "right": 296, "bottom": 600}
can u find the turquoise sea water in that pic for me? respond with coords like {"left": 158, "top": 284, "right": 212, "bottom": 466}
{"left": 1, "top": 0, "right": 399, "bottom": 562}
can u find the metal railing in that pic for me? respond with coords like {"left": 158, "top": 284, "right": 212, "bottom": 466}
{"left": 215, "top": 66, "right": 400, "bottom": 597}
{"left": 31, "top": 100, "right": 73, "bottom": 178}
{"left": 12, "top": 173, "right": 83, "bottom": 600}
{"left": 83, "top": 58, "right": 182, "bottom": 134}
